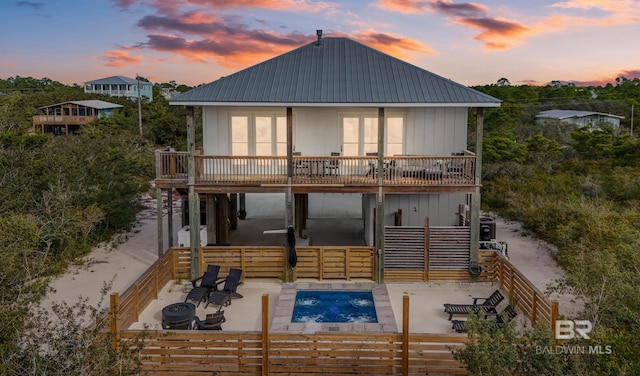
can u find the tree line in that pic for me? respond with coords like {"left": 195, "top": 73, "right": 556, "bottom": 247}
{"left": 454, "top": 78, "right": 640, "bottom": 374}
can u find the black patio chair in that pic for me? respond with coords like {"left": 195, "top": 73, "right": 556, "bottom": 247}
{"left": 293, "top": 151, "right": 309, "bottom": 176}
{"left": 443, "top": 289, "right": 504, "bottom": 320}
{"left": 194, "top": 311, "right": 226, "bottom": 330}
{"left": 185, "top": 264, "right": 222, "bottom": 307}
{"left": 206, "top": 268, "right": 243, "bottom": 310}
{"left": 161, "top": 319, "right": 193, "bottom": 330}
{"left": 324, "top": 152, "right": 341, "bottom": 176}
{"left": 451, "top": 305, "right": 518, "bottom": 333}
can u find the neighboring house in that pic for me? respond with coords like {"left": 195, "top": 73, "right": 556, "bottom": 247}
{"left": 159, "top": 87, "right": 181, "bottom": 100}
{"left": 84, "top": 75, "right": 153, "bottom": 101}
{"left": 536, "top": 109, "right": 623, "bottom": 130}
{"left": 157, "top": 32, "right": 501, "bottom": 281}
{"left": 32, "top": 100, "right": 123, "bottom": 135}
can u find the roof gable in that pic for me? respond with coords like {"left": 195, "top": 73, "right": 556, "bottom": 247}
{"left": 85, "top": 76, "right": 147, "bottom": 85}
{"left": 170, "top": 37, "right": 500, "bottom": 107}
{"left": 537, "top": 110, "right": 624, "bottom": 120}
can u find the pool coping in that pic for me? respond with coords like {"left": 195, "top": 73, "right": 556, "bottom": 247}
{"left": 270, "top": 282, "right": 398, "bottom": 333}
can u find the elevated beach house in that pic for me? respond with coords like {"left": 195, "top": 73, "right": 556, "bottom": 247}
{"left": 536, "top": 109, "right": 623, "bottom": 131}
{"left": 84, "top": 75, "right": 153, "bottom": 101}
{"left": 32, "top": 99, "right": 123, "bottom": 135}
{"left": 157, "top": 31, "right": 501, "bottom": 281}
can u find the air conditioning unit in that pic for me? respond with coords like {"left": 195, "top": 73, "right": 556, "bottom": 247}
{"left": 177, "top": 225, "right": 207, "bottom": 247}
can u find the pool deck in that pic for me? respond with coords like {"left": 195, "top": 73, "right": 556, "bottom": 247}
{"left": 128, "top": 279, "right": 523, "bottom": 334}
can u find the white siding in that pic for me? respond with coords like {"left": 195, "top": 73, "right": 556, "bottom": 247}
{"left": 202, "top": 106, "right": 468, "bottom": 157}
{"left": 362, "top": 193, "right": 466, "bottom": 246}
{"left": 405, "top": 107, "right": 468, "bottom": 155}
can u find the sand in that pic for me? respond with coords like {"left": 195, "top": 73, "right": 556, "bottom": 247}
{"left": 39, "top": 198, "right": 579, "bottom": 323}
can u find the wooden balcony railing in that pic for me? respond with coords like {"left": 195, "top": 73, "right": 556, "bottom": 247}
{"left": 32, "top": 115, "right": 96, "bottom": 125}
{"left": 155, "top": 151, "right": 476, "bottom": 187}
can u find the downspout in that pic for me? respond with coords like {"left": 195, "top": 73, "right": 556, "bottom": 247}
{"left": 469, "top": 108, "right": 483, "bottom": 279}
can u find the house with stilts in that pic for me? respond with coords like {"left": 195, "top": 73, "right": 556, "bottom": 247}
{"left": 156, "top": 31, "right": 501, "bottom": 282}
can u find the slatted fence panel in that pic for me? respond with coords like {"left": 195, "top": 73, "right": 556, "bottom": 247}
{"left": 384, "top": 226, "right": 425, "bottom": 270}
{"left": 122, "top": 331, "right": 263, "bottom": 375}
{"left": 295, "top": 247, "right": 322, "bottom": 279}
{"left": 428, "top": 227, "right": 470, "bottom": 270}
{"left": 494, "top": 254, "right": 553, "bottom": 327}
{"left": 347, "top": 246, "right": 375, "bottom": 279}
{"left": 322, "top": 247, "right": 348, "bottom": 279}
{"left": 172, "top": 247, "right": 191, "bottom": 280}
{"left": 243, "top": 247, "right": 285, "bottom": 277}
{"left": 122, "top": 331, "right": 468, "bottom": 376}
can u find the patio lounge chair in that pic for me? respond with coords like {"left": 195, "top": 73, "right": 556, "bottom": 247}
{"left": 451, "top": 305, "right": 517, "bottom": 333}
{"left": 206, "top": 268, "right": 243, "bottom": 310}
{"left": 194, "top": 311, "right": 226, "bottom": 330}
{"left": 443, "top": 289, "right": 504, "bottom": 320}
{"left": 185, "top": 264, "right": 222, "bottom": 307}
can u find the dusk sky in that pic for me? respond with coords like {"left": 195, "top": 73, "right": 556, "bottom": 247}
{"left": 2, "top": 0, "right": 639, "bottom": 87}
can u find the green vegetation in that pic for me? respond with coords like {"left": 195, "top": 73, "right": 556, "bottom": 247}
{"left": 0, "top": 76, "right": 193, "bottom": 374}
{"left": 458, "top": 78, "right": 640, "bottom": 374}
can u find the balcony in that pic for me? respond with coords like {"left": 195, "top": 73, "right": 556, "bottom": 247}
{"left": 32, "top": 115, "right": 96, "bottom": 125}
{"left": 155, "top": 151, "right": 477, "bottom": 194}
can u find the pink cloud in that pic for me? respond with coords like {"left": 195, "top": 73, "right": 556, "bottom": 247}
{"left": 103, "top": 50, "right": 143, "bottom": 67}
{"left": 568, "top": 69, "right": 640, "bottom": 86}
{"left": 350, "top": 30, "right": 436, "bottom": 58}
{"left": 455, "top": 17, "right": 531, "bottom": 50}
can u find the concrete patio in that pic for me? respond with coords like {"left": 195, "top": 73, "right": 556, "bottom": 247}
{"left": 128, "top": 278, "right": 526, "bottom": 334}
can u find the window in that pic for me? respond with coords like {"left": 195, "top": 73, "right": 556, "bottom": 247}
{"left": 230, "top": 115, "right": 286, "bottom": 156}
{"left": 386, "top": 117, "right": 404, "bottom": 156}
{"left": 231, "top": 116, "right": 249, "bottom": 156}
{"left": 341, "top": 115, "right": 404, "bottom": 156}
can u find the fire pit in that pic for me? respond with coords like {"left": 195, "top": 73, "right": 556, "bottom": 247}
{"left": 162, "top": 302, "right": 196, "bottom": 329}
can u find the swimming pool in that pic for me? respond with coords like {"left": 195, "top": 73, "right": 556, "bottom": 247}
{"left": 271, "top": 283, "right": 397, "bottom": 333}
{"left": 292, "top": 290, "right": 378, "bottom": 323}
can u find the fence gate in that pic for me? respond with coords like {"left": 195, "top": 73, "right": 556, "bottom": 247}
{"left": 383, "top": 226, "right": 427, "bottom": 281}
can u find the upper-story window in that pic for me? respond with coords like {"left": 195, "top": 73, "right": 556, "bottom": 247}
{"left": 231, "top": 115, "right": 286, "bottom": 156}
{"left": 341, "top": 115, "right": 404, "bottom": 156}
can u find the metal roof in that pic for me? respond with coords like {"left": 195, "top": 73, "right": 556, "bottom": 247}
{"left": 536, "top": 110, "right": 624, "bottom": 120}
{"left": 39, "top": 100, "right": 123, "bottom": 110}
{"left": 84, "top": 76, "right": 148, "bottom": 85}
{"left": 170, "top": 37, "right": 501, "bottom": 107}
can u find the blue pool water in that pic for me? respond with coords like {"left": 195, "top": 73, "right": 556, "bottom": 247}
{"left": 291, "top": 290, "right": 378, "bottom": 323}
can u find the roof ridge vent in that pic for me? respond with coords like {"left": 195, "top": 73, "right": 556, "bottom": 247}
{"left": 316, "top": 29, "right": 323, "bottom": 45}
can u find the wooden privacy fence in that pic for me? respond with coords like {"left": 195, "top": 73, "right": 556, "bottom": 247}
{"left": 109, "top": 248, "right": 558, "bottom": 375}
{"left": 171, "top": 245, "right": 376, "bottom": 281}
{"left": 112, "top": 247, "right": 555, "bottom": 337}
{"left": 491, "top": 252, "right": 558, "bottom": 329}
{"left": 119, "top": 331, "right": 468, "bottom": 376}
{"left": 111, "top": 251, "right": 174, "bottom": 331}
{"left": 119, "top": 295, "right": 469, "bottom": 376}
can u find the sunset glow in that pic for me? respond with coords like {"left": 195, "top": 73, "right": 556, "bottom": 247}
{"left": 1, "top": 0, "right": 638, "bottom": 87}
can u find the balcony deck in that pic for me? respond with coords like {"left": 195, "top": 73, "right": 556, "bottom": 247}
{"left": 155, "top": 152, "right": 478, "bottom": 194}
{"left": 32, "top": 115, "right": 96, "bottom": 125}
